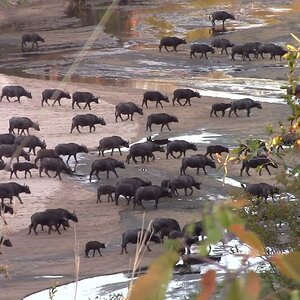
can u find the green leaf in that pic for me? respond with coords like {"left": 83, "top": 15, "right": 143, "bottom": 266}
{"left": 291, "top": 290, "right": 300, "bottom": 300}
{"left": 226, "top": 278, "right": 244, "bottom": 300}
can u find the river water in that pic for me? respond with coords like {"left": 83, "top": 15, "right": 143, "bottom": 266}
{"left": 11, "top": 0, "right": 298, "bottom": 299}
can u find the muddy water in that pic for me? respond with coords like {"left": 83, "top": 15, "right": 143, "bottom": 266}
{"left": 0, "top": 0, "right": 298, "bottom": 101}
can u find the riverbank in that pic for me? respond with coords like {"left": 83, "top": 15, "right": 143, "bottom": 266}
{"left": 0, "top": 1, "right": 296, "bottom": 300}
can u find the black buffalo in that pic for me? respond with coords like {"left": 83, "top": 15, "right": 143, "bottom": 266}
{"left": 96, "top": 185, "right": 116, "bottom": 203}
{"left": 121, "top": 228, "right": 161, "bottom": 254}
{"left": 115, "top": 102, "right": 143, "bottom": 122}
{"left": 146, "top": 113, "right": 178, "bottom": 132}
{"left": 89, "top": 158, "right": 125, "bottom": 181}
{"left": 0, "top": 182, "right": 31, "bottom": 204}
{"left": 85, "top": 241, "right": 106, "bottom": 257}
{"left": 21, "top": 33, "right": 45, "bottom": 51}
{"left": 133, "top": 185, "right": 172, "bottom": 209}
{"left": 180, "top": 154, "right": 216, "bottom": 175}
{"left": 42, "top": 208, "right": 78, "bottom": 230}
{"left": 162, "top": 174, "right": 201, "bottom": 196}
{"left": 0, "top": 144, "right": 30, "bottom": 163}
{"left": 41, "top": 89, "right": 71, "bottom": 106}
{"left": 231, "top": 43, "right": 260, "bottom": 61}
{"left": 270, "top": 45, "right": 287, "bottom": 60}
{"left": 55, "top": 143, "right": 88, "bottom": 163}
{"left": 240, "top": 156, "right": 278, "bottom": 176}
{"left": 10, "top": 162, "right": 38, "bottom": 179}
{"left": 205, "top": 145, "right": 229, "bottom": 160}
{"left": 190, "top": 44, "right": 215, "bottom": 59}
{"left": 210, "top": 11, "right": 235, "bottom": 26}
{"left": 1, "top": 86, "right": 32, "bottom": 103}
{"left": 172, "top": 89, "right": 201, "bottom": 106}
{"left": 151, "top": 218, "right": 181, "bottom": 242}
{"left": 70, "top": 114, "right": 106, "bottom": 133}
{"left": 142, "top": 91, "right": 169, "bottom": 108}
{"left": 166, "top": 140, "right": 197, "bottom": 159}
{"left": 241, "top": 182, "right": 280, "bottom": 204}
{"left": 0, "top": 133, "right": 16, "bottom": 145}
{"left": 115, "top": 177, "right": 151, "bottom": 205}
{"left": 35, "top": 149, "right": 60, "bottom": 164}
{"left": 72, "top": 91, "right": 99, "bottom": 110}
{"left": 126, "top": 141, "right": 164, "bottom": 164}
{"left": 9, "top": 117, "right": 40, "bottom": 135}
{"left": 229, "top": 98, "right": 262, "bottom": 117}
{"left": 14, "top": 135, "right": 46, "bottom": 155}
{"left": 159, "top": 36, "right": 187, "bottom": 52}
{"left": 28, "top": 211, "right": 69, "bottom": 235}
{"left": 210, "top": 103, "right": 232, "bottom": 117}
{"left": 211, "top": 38, "right": 234, "bottom": 55}
{"left": 98, "top": 136, "right": 129, "bottom": 157}
{"left": 39, "top": 158, "right": 73, "bottom": 180}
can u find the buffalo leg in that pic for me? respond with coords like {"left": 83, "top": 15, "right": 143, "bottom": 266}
{"left": 202, "top": 167, "right": 208, "bottom": 175}
{"left": 246, "top": 167, "right": 251, "bottom": 176}
{"left": 16, "top": 195, "right": 23, "bottom": 204}
{"left": 97, "top": 249, "right": 102, "bottom": 256}
{"left": 76, "top": 126, "right": 81, "bottom": 133}
{"left": 112, "top": 169, "right": 119, "bottom": 178}
{"left": 189, "top": 187, "right": 193, "bottom": 196}
{"left": 76, "top": 102, "right": 81, "bottom": 109}
{"left": 45, "top": 170, "right": 52, "bottom": 178}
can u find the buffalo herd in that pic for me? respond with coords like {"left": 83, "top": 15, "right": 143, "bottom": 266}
{"left": 0, "top": 9, "right": 287, "bottom": 259}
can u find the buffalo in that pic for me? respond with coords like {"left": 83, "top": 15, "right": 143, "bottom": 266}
{"left": 162, "top": 174, "right": 201, "bottom": 196}
{"left": 172, "top": 89, "right": 201, "bottom": 106}
{"left": 231, "top": 43, "right": 260, "bottom": 61}
{"left": 159, "top": 36, "right": 187, "bottom": 52}
{"left": 55, "top": 143, "right": 88, "bottom": 163}
{"left": 39, "top": 158, "right": 73, "bottom": 180}
{"left": 166, "top": 140, "right": 197, "bottom": 159}
{"left": 211, "top": 38, "right": 234, "bottom": 55}
{"left": 146, "top": 113, "right": 178, "bottom": 132}
{"left": 21, "top": 33, "right": 45, "bottom": 51}
{"left": 41, "top": 208, "right": 78, "bottom": 230}
{"left": 210, "top": 103, "right": 232, "bottom": 117}
{"left": 72, "top": 91, "right": 99, "bottom": 110}
{"left": 10, "top": 162, "right": 38, "bottom": 179}
{"left": 241, "top": 182, "right": 280, "bottom": 204}
{"left": 115, "top": 102, "right": 143, "bottom": 122}
{"left": 133, "top": 185, "right": 172, "bottom": 209}
{"left": 85, "top": 241, "right": 106, "bottom": 257}
{"left": 41, "top": 89, "right": 71, "bottom": 106}
{"left": 115, "top": 177, "right": 151, "bottom": 205}
{"left": 14, "top": 135, "right": 46, "bottom": 155}
{"left": 121, "top": 228, "right": 161, "bottom": 254}
{"left": 126, "top": 141, "right": 164, "bottom": 164}
{"left": 0, "top": 133, "right": 16, "bottom": 145}
{"left": 190, "top": 44, "right": 215, "bottom": 59}
{"left": 228, "top": 98, "right": 262, "bottom": 117}
{"left": 28, "top": 211, "right": 69, "bottom": 235}
{"left": 0, "top": 182, "right": 31, "bottom": 204}
{"left": 70, "top": 114, "right": 106, "bottom": 133}
{"left": 180, "top": 154, "right": 216, "bottom": 175}
{"left": 270, "top": 45, "right": 287, "bottom": 60}
{"left": 96, "top": 184, "right": 115, "bottom": 203}
{"left": 89, "top": 158, "right": 125, "bottom": 181}
{"left": 9, "top": 117, "right": 40, "bottom": 135}
{"left": 142, "top": 91, "right": 169, "bottom": 108}
{"left": 0, "top": 86, "right": 32, "bottom": 103}
{"left": 205, "top": 145, "right": 229, "bottom": 160}
{"left": 151, "top": 218, "right": 181, "bottom": 242}
{"left": 210, "top": 11, "right": 235, "bottom": 27}
{"left": 240, "top": 156, "right": 278, "bottom": 176}
{"left": 98, "top": 136, "right": 129, "bottom": 157}
{"left": 35, "top": 149, "right": 60, "bottom": 164}
{"left": 0, "top": 144, "right": 30, "bottom": 163}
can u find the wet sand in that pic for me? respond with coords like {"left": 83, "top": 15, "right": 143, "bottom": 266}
{"left": 0, "top": 1, "right": 296, "bottom": 299}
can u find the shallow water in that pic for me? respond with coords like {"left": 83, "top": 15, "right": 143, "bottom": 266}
{"left": 0, "top": 0, "right": 297, "bottom": 103}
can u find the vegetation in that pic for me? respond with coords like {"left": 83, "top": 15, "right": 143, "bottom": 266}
{"left": 125, "top": 35, "right": 300, "bottom": 300}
